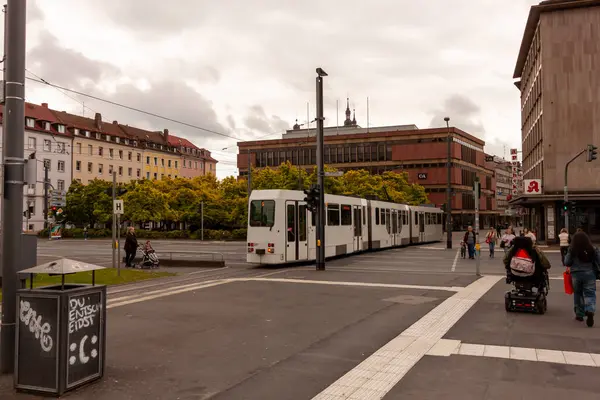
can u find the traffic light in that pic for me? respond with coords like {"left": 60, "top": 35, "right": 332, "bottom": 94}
{"left": 303, "top": 185, "right": 320, "bottom": 212}
{"left": 563, "top": 201, "right": 569, "bottom": 212}
{"left": 586, "top": 144, "right": 598, "bottom": 162}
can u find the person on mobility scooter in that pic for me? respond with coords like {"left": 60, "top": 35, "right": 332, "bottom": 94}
{"left": 503, "top": 236, "right": 551, "bottom": 314}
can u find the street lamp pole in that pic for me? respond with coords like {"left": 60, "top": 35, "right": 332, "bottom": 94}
{"left": 444, "top": 117, "right": 452, "bottom": 249}
{"left": 315, "top": 67, "right": 327, "bottom": 271}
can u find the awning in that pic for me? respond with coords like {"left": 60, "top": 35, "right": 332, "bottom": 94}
{"left": 509, "top": 193, "right": 600, "bottom": 206}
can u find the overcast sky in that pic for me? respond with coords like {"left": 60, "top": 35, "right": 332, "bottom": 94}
{"left": 3, "top": 0, "right": 537, "bottom": 178}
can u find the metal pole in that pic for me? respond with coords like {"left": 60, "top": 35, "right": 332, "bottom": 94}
{"left": 112, "top": 171, "right": 116, "bottom": 269}
{"left": 43, "top": 162, "right": 48, "bottom": 229}
{"left": 201, "top": 200, "right": 204, "bottom": 241}
{"left": 563, "top": 148, "right": 586, "bottom": 233}
{"left": 316, "top": 68, "right": 327, "bottom": 271}
{"left": 247, "top": 148, "right": 251, "bottom": 199}
{"left": 117, "top": 214, "right": 121, "bottom": 276}
{"left": 474, "top": 178, "right": 481, "bottom": 276}
{"left": 1, "top": 0, "right": 27, "bottom": 375}
{"left": 444, "top": 117, "right": 452, "bottom": 249}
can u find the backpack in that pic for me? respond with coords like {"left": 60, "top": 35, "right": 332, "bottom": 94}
{"left": 510, "top": 248, "right": 535, "bottom": 277}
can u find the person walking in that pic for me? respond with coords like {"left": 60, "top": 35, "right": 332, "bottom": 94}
{"left": 463, "top": 226, "right": 476, "bottom": 259}
{"left": 558, "top": 228, "right": 570, "bottom": 265}
{"left": 500, "top": 227, "right": 516, "bottom": 256}
{"left": 564, "top": 231, "right": 599, "bottom": 327}
{"left": 485, "top": 227, "right": 497, "bottom": 258}
{"left": 124, "top": 226, "right": 138, "bottom": 268}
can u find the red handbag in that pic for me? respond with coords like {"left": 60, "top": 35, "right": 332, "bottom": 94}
{"left": 563, "top": 269, "right": 574, "bottom": 295}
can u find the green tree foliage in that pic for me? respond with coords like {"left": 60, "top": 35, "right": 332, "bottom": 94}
{"left": 63, "top": 162, "right": 428, "bottom": 229}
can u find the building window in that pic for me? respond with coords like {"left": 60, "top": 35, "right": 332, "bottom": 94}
{"left": 43, "top": 140, "right": 51, "bottom": 152}
{"left": 118, "top": 166, "right": 123, "bottom": 176}
{"left": 168, "top": 160, "right": 172, "bottom": 167}
{"left": 26, "top": 118, "right": 35, "bottom": 128}
{"left": 109, "top": 149, "right": 114, "bottom": 159}
{"left": 99, "top": 147, "right": 104, "bottom": 157}
{"left": 137, "top": 169, "right": 141, "bottom": 177}
{"left": 76, "top": 161, "right": 81, "bottom": 171}
{"left": 137, "top": 153, "right": 141, "bottom": 162}
{"left": 57, "top": 160, "right": 65, "bottom": 172}
{"left": 119, "top": 150, "right": 123, "bottom": 159}
{"left": 88, "top": 162, "right": 93, "bottom": 173}
{"left": 56, "top": 143, "right": 65, "bottom": 153}
{"left": 175, "top": 160, "right": 178, "bottom": 169}
{"left": 161, "top": 158, "right": 165, "bottom": 167}
{"left": 98, "top": 164, "right": 103, "bottom": 174}
{"left": 146, "top": 156, "right": 150, "bottom": 164}
{"left": 153, "top": 173, "right": 157, "bottom": 179}
{"left": 74, "top": 128, "right": 80, "bottom": 135}
{"left": 154, "top": 157, "right": 158, "bottom": 166}
{"left": 88, "top": 145, "right": 93, "bottom": 155}
{"left": 57, "top": 180, "right": 65, "bottom": 191}
{"left": 146, "top": 172, "right": 150, "bottom": 179}
{"left": 28, "top": 137, "right": 36, "bottom": 149}
{"left": 57, "top": 125, "right": 65, "bottom": 134}
{"left": 76, "top": 143, "right": 82, "bottom": 154}
{"left": 109, "top": 165, "right": 113, "bottom": 174}
{"left": 44, "top": 122, "right": 51, "bottom": 130}
{"left": 43, "top": 159, "right": 51, "bottom": 171}
{"left": 195, "top": 161, "right": 198, "bottom": 169}
{"left": 128, "top": 152, "right": 132, "bottom": 161}
{"left": 128, "top": 167, "right": 132, "bottom": 176}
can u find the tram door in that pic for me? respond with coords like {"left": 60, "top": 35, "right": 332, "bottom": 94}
{"left": 286, "top": 201, "right": 308, "bottom": 262}
{"left": 392, "top": 210, "right": 398, "bottom": 246}
{"left": 419, "top": 212, "right": 426, "bottom": 242}
{"left": 353, "top": 205, "right": 362, "bottom": 251}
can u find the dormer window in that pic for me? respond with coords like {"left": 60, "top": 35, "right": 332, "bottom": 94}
{"left": 115, "top": 137, "right": 120, "bottom": 144}
{"left": 44, "top": 122, "right": 51, "bottom": 130}
{"left": 74, "top": 128, "right": 80, "bottom": 135}
{"left": 57, "top": 125, "right": 65, "bottom": 134}
{"left": 95, "top": 132, "right": 101, "bottom": 140}
{"left": 106, "top": 135, "right": 111, "bottom": 142}
{"left": 85, "top": 131, "right": 91, "bottom": 138}
{"left": 124, "top": 139, "right": 129, "bottom": 145}
{"left": 26, "top": 118, "right": 35, "bottom": 128}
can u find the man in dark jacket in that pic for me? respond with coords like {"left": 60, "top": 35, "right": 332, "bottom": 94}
{"left": 124, "top": 227, "right": 138, "bottom": 268}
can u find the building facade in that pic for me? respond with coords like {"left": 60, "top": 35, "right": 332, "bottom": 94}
{"left": 0, "top": 103, "right": 73, "bottom": 231}
{"left": 511, "top": 0, "right": 600, "bottom": 242}
{"left": 168, "top": 135, "right": 218, "bottom": 178}
{"left": 237, "top": 115, "right": 498, "bottom": 230}
{"left": 485, "top": 155, "right": 521, "bottom": 226}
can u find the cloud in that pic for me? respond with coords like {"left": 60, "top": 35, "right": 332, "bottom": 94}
{"left": 27, "top": 0, "right": 44, "bottom": 23}
{"left": 428, "top": 95, "right": 486, "bottom": 136}
{"left": 27, "top": 32, "right": 121, "bottom": 88}
{"left": 243, "top": 105, "right": 289, "bottom": 137}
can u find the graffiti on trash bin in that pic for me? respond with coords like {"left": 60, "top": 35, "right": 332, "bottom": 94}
{"left": 68, "top": 296, "right": 101, "bottom": 334}
{"left": 19, "top": 300, "right": 54, "bottom": 352}
{"left": 69, "top": 335, "right": 99, "bottom": 366}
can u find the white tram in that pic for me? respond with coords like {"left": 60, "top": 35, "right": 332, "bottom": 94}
{"left": 246, "top": 189, "right": 444, "bottom": 265}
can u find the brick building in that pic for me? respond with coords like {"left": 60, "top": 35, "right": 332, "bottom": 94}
{"left": 237, "top": 110, "right": 498, "bottom": 230}
{"left": 510, "top": 0, "right": 600, "bottom": 243}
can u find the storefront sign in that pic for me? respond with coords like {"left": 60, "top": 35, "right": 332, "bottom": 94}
{"left": 523, "top": 179, "right": 542, "bottom": 195}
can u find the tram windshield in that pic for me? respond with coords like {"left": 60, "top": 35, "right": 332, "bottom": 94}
{"left": 249, "top": 200, "right": 275, "bottom": 227}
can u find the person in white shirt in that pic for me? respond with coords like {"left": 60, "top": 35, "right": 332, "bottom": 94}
{"left": 500, "top": 228, "right": 516, "bottom": 255}
{"left": 558, "top": 228, "right": 570, "bottom": 265}
{"left": 525, "top": 229, "right": 536, "bottom": 244}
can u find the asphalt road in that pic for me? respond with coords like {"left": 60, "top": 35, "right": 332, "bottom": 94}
{"left": 1, "top": 233, "right": 596, "bottom": 399}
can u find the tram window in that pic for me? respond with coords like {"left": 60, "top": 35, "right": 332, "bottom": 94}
{"left": 362, "top": 206, "right": 366, "bottom": 224}
{"left": 250, "top": 200, "right": 275, "bottom": 227}
{"left": 381, "top": 209, "right": 386, "bottom": 225}
{"left": 311, "top": 209, "right": 316, "bottom": 226}
{"left": 299, "top": 205, "right": 307, "bottom": 241}
{"left": 375, "top": 208, "right": 380, "bottom": 225}
{"left": 287, "top": 204, "right": 295, "bottom": 242}
{"left": 414, "top": 212, "right": 418, "bottom": 224}
{"left": 386, "top": 209, "right": 391, "bottom": 233}
{"left": 341, "top": 205, "right": 352, "bottom": 225}
{"left": 327, "top": 204, "right": 340, "bottom": 226}
{"left": 403, "top": 211, "right": 408, "bottom": 225}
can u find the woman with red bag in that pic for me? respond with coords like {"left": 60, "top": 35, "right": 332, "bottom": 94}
{"left": 564, "top": 231, "right": 600, "bottom": 327}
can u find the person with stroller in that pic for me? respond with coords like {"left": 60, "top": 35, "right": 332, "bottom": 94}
{"left": 463, "top": 226, "right": 476, "bottom": 259}
{"left": 139, "top": 240, "right": 160, "bottom": 268}
{"left": 124, "top": 226, "right": 138, "bottom": 268}
{"left": 485, "top": 227, "right": 497, "bottom": 258}
{"left": 564, "top": 231, "right": 599, "bottom": 327}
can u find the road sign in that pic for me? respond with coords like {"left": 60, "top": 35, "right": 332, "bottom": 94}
{"left": 324, "top": 171, "right": 343, "bottom": 177}
{"left": 113, "top": 199, "right": 124, "bottom": 215}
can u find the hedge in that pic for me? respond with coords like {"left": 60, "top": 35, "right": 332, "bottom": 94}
{"left": 37, "top": 228, "right": 247, "bottom": 241}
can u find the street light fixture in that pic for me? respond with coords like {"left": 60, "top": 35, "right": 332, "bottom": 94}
{"left": 444, "top": 117, "right": 452, "bottom": 249}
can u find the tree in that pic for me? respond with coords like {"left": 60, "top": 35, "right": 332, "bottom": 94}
{"left": 122, "top": 180, "right": 170, "bottom": 223}
{"left": 64, "top": 179, "right": 112, "bottom": 227}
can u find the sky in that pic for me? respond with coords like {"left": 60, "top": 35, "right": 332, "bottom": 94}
{"left": 2, "top": 0, "right": 538, "bottom": 178}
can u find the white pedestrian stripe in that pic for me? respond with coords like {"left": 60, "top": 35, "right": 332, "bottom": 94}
{"left": 426, "top": 339, "right": 600, "bottom": 367}
{"left": 451, "top": 247, "right": 460, "bottom": 272}
{"left": 242, "top": 277, "right": 463, "bottom": 292}
{"left": 312, "top": 275, "right": 502, "bottom": 400}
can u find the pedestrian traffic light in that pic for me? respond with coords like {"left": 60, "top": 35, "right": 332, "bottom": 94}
{"left": 563, "top": 201, "right": 569, "bottom": 211}
{"left": 586, "top": 144, "right": 598, "bottom": 162}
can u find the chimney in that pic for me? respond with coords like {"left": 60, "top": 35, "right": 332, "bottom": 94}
{"left": 94, "top": 112, "right": 102, "bottom": 130}
{"left": 163, "top": 128, "right": 169, "bottom": 142}
{"left": 41, "top": 103, "right": 48, "bottom": 108}
{"left": 112, "top": 120, "right": 118, "bottom": 124}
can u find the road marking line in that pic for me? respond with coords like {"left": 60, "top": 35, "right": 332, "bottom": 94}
{"left": 107, "top": 280, "right": 229, "bottom": 309}
{"left": 312, "top": 275, "right": 501, "bottom": 400}
{"left": 426, "top": 339, "right": 600, "bottom": 367}
{"left": 451, "top": 247, "right": 460, "bottom": 272}
{"left": 186, "top": 266, "right": 229, "bottom": 276}
{"left": 243, "top": 277, "right": 463, "bottom": 292}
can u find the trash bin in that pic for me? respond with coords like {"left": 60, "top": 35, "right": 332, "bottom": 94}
{"left": 14, "top": 258, "right": 107, "bottom": 396}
